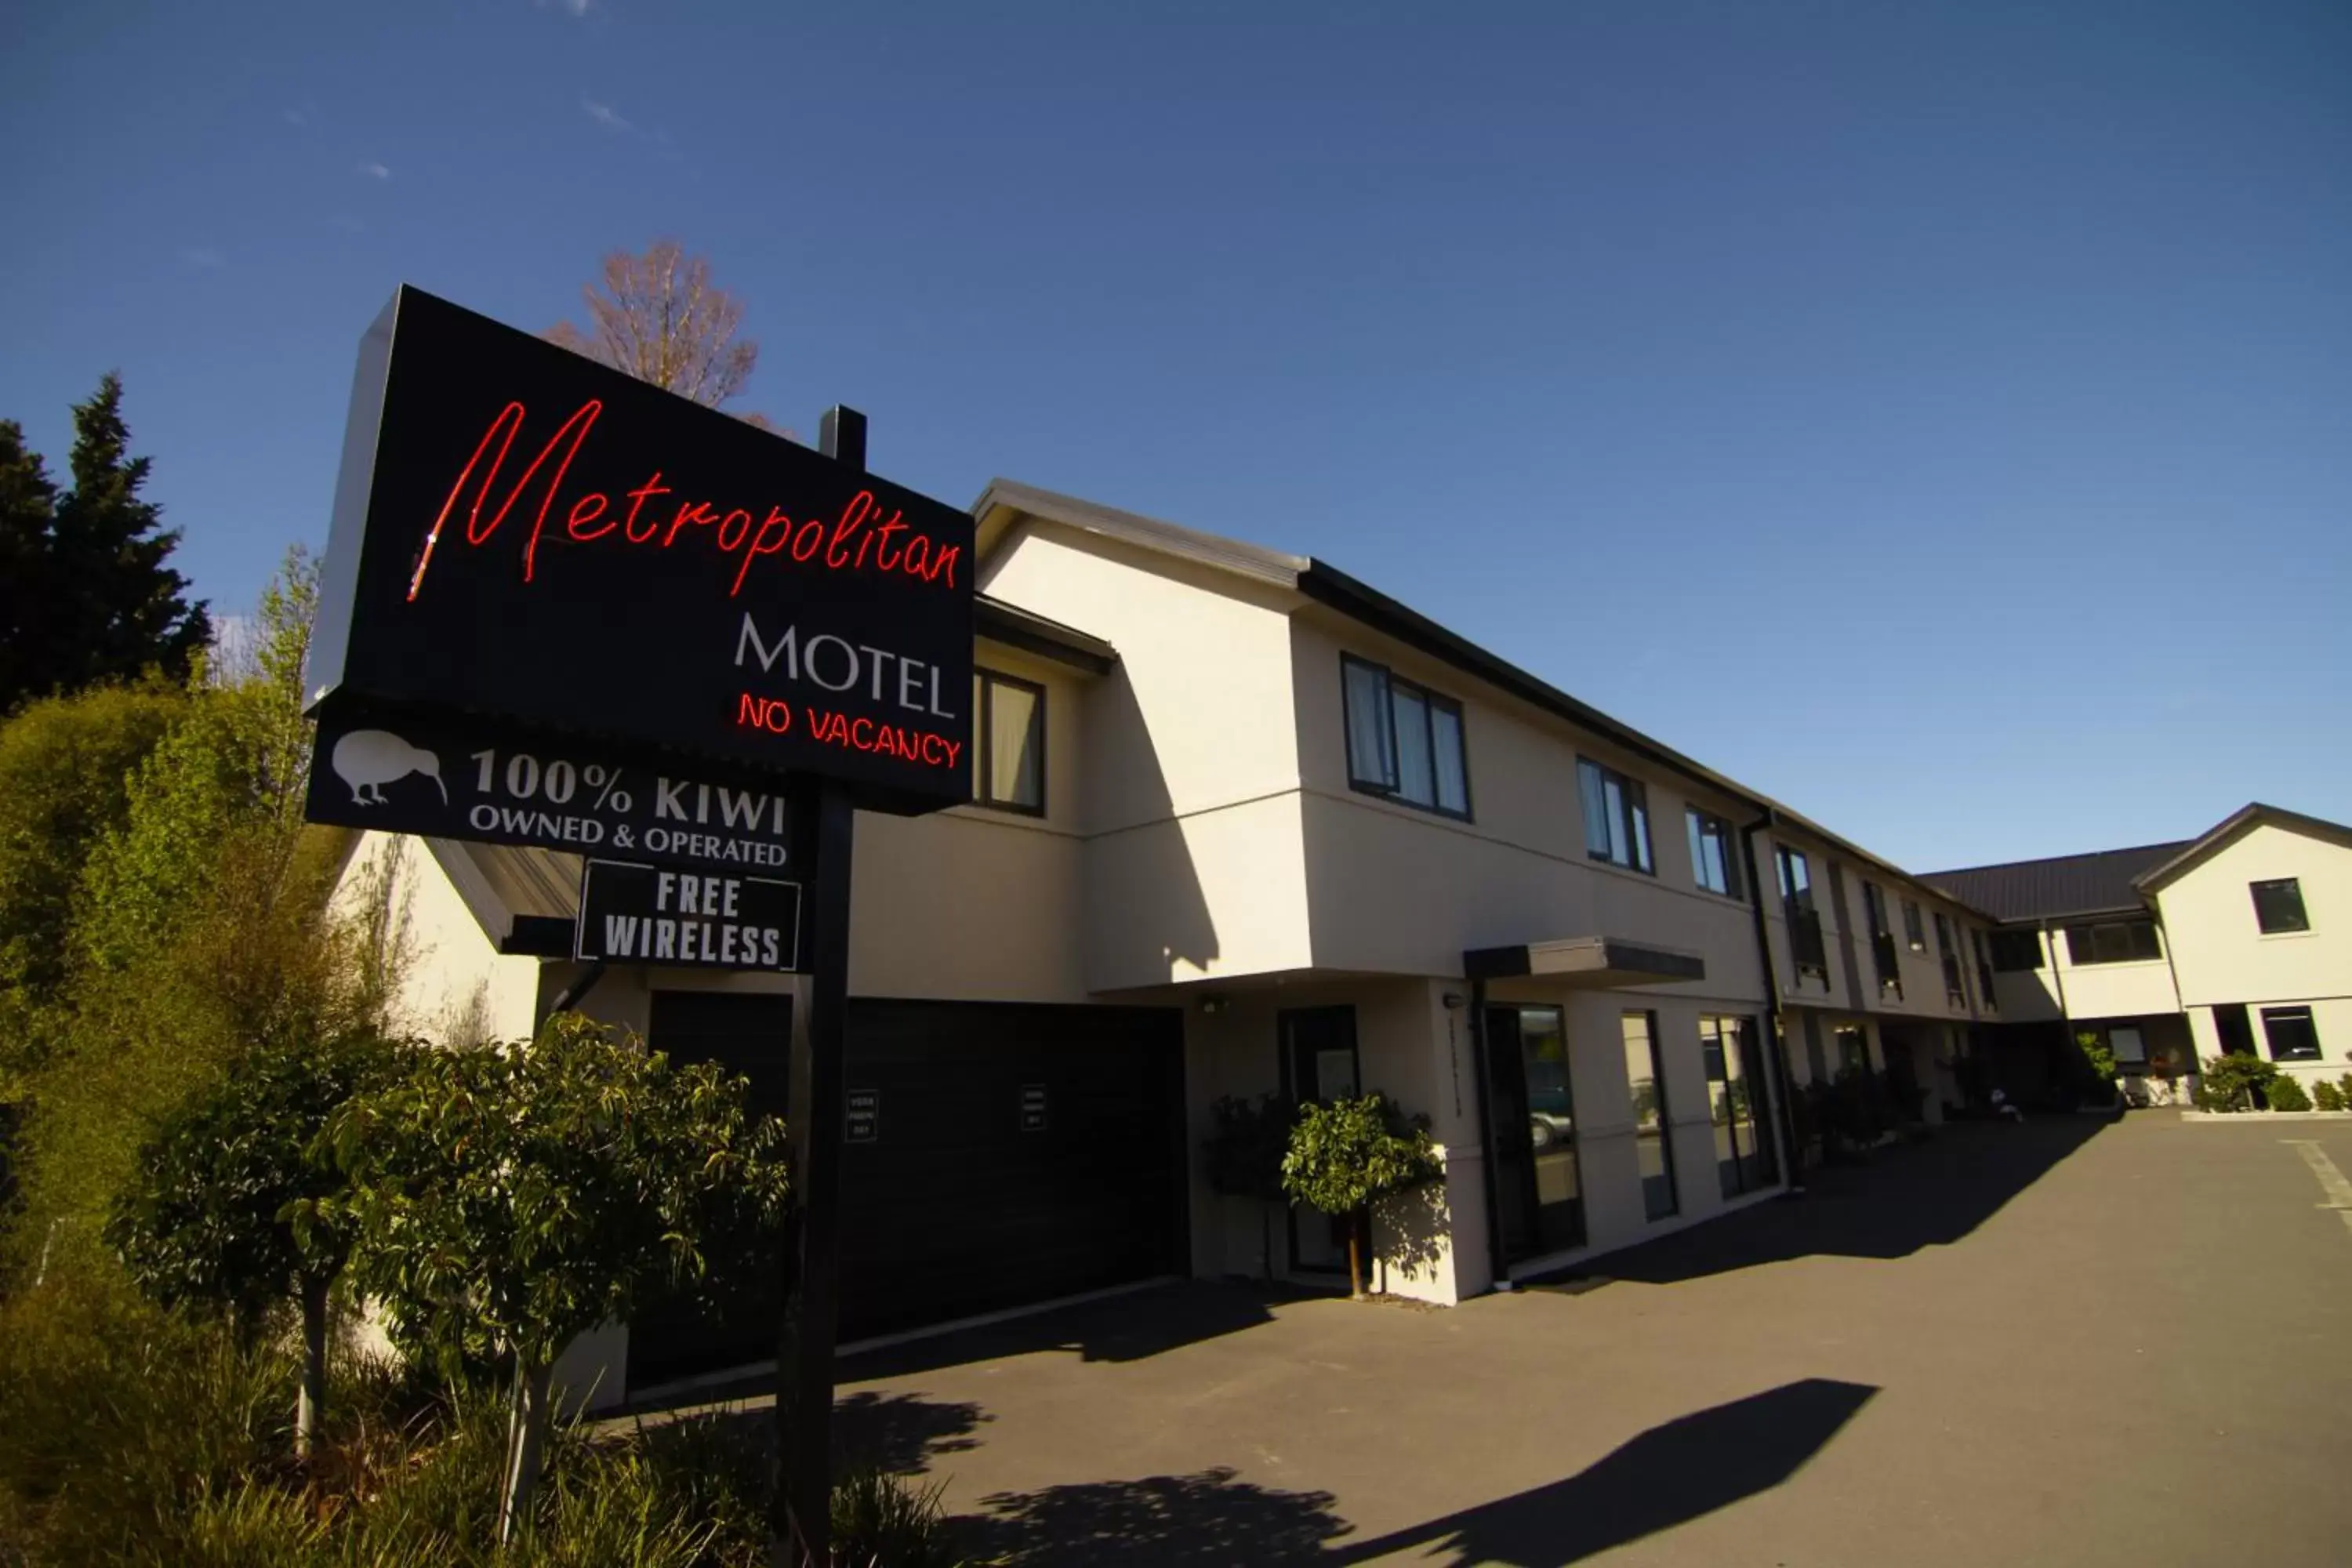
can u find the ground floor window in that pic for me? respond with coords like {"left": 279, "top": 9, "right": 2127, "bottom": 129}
{"left": 1623, "top": 1011, "right": 1678, "bottom": 1221}
{"left": 2261, "top": 1006, "right": 2321, "bottom": 1062}
{"left": 1832, "top": 1025, "right": 1870, "bottom": 1076}
{"left": 1702, "top": 1015, "right": 1778, "bottom": 1198}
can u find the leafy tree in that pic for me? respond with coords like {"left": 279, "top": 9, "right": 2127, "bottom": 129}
{"left": 0, "top": 376, "right": 209, "bottom": 712}
{"left": 2074, "top": 1031, "right": 2121, "bottom": 1084}
{"left": 2265, "top": 1074, "right": 2313, "bottom": 1112}
{"left": 547, "top": 241, "right": 760, "bottom": 408}
{"left": 0, "top": 683, "right": 186, "bottom": 1028}
{"left": 326, "top": 1014, "right": 793, "bottom": 1541}
{"left": 1279, "top": 1093, "right": 1441, "bottom": 1300}
{"left": 1202, "top": 1094, "right": 1295, "bottom": 1281}
{"left": 105, "top": 1027, "right": 400, "bottom": 1457}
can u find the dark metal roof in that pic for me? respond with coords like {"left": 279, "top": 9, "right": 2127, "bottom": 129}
{"left": 1920, "top": 842, "right": 2193, "bottom": 924}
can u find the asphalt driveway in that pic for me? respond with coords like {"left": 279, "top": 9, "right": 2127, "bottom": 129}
{"left": 790, "top": 1113, "right": 2352, "bottom": 1564}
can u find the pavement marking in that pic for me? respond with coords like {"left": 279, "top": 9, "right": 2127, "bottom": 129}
{"left": 2282, "top": 1140, "right": 2352, "bottom": 1236}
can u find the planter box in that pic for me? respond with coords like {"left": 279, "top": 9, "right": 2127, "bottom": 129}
{"left": 2179, "top": 1109, "right": 2352, "bottom": 1123}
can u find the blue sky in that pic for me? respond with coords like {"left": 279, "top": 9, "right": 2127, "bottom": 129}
{"left": 3, "top": 1, "right": 2346, "bottom": 869}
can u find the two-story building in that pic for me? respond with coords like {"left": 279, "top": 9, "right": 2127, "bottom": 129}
{"left": 1925, "top": 804, "right": 2352, "bottom": 1104}
{"left": 335, "top": 477, "right": 2334, "bottom": 1409}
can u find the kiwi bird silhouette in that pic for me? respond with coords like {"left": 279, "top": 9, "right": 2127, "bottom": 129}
{"left": 332, "top": 730, "right": 448, "bottom": 806}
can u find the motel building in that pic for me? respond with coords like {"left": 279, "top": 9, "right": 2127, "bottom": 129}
{"left": 332, "top": 481, "right": 2348, "bottom": 1408}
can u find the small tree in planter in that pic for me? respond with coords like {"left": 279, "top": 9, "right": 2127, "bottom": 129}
{"left": 1202, "top": 1094, "right": 1294, "bottom": 1281}
{"left": 1279, "top": 1093, "right": 1441, "bottom": 1301}
{"left": 2313, "top": 1080, "right": 2347, "bottom": 1113}
{"left": 2266, "top": 1073, "right": 2314, "bottom": 1112}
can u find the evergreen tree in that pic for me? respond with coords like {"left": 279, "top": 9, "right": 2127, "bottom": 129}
{"left": 0, "top": 421, "right": 60, "bottom": 713}
{"left": 34, "top": 375, "right": 209, "bottom": 704}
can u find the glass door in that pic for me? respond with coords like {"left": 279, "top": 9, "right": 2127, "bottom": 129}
{"left": 1483, "top": 1004, "right": 1585, "bottom": 1263}
{"left": 1279, "top": 1007, "right": 1359, "bottom": 1274}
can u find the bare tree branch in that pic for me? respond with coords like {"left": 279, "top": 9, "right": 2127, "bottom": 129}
{"left": 545, "top": 239, "right": 760, "bottom": 408}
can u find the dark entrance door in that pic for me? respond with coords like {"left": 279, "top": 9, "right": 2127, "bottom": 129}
{"left": 1279, "top": 1007, "right": 1360, "bottom": 1274}
{"left": 2214, "top": 1004, "right": 2257, "bottom": 1058}
{"left": 627, "top": 993, "right": 1185, "bottom": 1392}
{"left": 1483, "top": 1004, "right": 1584, "bottom": 1265}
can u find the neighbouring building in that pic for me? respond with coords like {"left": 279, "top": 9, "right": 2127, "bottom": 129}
{"left": 1926, "top": 805, "right": 2352, "bottom": 1105}
{"left": 330, "top": 479, "right": 2341, "bottom": 1409}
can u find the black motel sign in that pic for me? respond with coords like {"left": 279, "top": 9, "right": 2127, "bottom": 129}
{"left": 573, "top": 860, "right": 801, "bottom": 971}
{"left": 306, "top": 285, "right": 974, "bottom": 815}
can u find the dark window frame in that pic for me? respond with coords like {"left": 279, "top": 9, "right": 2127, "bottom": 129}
{"left": 1340, "top": 654, "right": 1472, "bottom": 821}
{"left": 971, "top": 666, "right": 1047, "bottom": 816}
{"left": 1774, "top": 843, "right": 1828, "bottom": 985}
{"left": 1860, "top": 880, "right": 1903, "bottom": 999}
{"left": 1970, "top": 927, "right": 1998, "bottom": 1014}
{"left": 1934, "top": 912, "right": 1966, "bottom": 1009}
{"left": 2250, "top": 878, "right": 2310, "bottom": 935}
{"left": 2260, "top": 1005, "right": 2321, "bottom": 1062}
{"left": 1685, "top": 807, "right": 1745, "bottom": 898}
{"left": 1901, "top": 898, "right": 1926, "bottom": 953}
{"left": 1579, "top": 757, "right": 1655, "bottom": 875}
{"left": 1624, "top": 1009, "right": 1678, "bottom": 1221}
{"left": 1988, "top": 928, "right": 2044, "bottom": 971}
{"left": 2063, "top": 918, "right": 2164, "bottom": 966}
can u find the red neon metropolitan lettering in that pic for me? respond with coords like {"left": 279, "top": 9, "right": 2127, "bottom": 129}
{"left": 406, "top": 401, "right": 961, "bottom": 603}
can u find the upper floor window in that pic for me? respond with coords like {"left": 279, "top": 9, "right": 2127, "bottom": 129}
{"left": 971, "top": 669, "right": 1046, "bottom": 814}
{"left": 2063, "top": 918, "right": 2162, "bottom": 965}
{"left": 1686, "top": 808, "right": 1744, "bottom": 897}
{"left": 2250, "top": 878, "right": 2310, "bottom": 935}
{"left": 1860, "top": 881, "right": 1902, "bottom": 999}
{"left": 1578, "top": 758, "right": 1653, "bottom": 873}
{"left": 1933, "top": 912, "right": 1966, "bottom": 1007}
{"left": 1775, "top": 844, "right": 1827, "bottom": 985}
{"left": 2262, "top": 1005, "right": 2321, "bottom": 1062}
{"left": 1901, "top": 898, "right": 1926, "bottom": 952}
{"left": 1970, "top": 927, "right": 1998, "bottom": 1014}
{"left": 1342, "top": 655, "right": 1470, "bottom": 818}
{"left": 1988, "top": 927, "right": 2043, "bottom": 971}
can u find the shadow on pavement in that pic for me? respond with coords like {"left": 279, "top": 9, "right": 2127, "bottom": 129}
{"left": 834, "top": 1278, "right": 1294, "bottom": 1381}
{"left": 956, "top": 1377, "right": 1876, "bottom": 1565}
{"left": 1527, "top": 1118, "right": 2108, "bottom": 1290}
{"left": 610, "top": 1389, "right": 989, "bottom": 1482}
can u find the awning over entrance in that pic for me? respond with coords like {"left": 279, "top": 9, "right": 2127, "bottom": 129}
{"left": 1463, "top": 935, "right": 1705, "bottom": 988}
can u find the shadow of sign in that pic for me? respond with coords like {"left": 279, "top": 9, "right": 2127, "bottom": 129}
{"left": 956, "top": 1376, "right": 1876, "bottom": 1565}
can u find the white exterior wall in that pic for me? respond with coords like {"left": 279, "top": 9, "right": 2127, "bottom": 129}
{"left": 2154, "top": 821, "right": 2352, "bottom": 1087}
{"left": 332, "top": 830, "right": 543, "bottom": 1046}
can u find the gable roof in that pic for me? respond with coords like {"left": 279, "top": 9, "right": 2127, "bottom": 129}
{"left": 1921, "top": 842, "right": 2189, "bottom": 923}
{"left": 973, "top": 478, "right": 1995, "bottom": 918}
{"left": 2130, "top": 803, "right": 2352, "bottom": 894}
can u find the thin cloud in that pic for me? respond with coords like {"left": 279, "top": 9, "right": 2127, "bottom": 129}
{"left": 539, "top": 0, "right": 593, "bottom": 16}
{"left": 583, "top": 98, "right": 633, "bottom": 132}
{"left": 356, "top": 161, "right": 391, "bottom": 180}
{"left": 182, "top": 246, "right": 227, "bottom": 270}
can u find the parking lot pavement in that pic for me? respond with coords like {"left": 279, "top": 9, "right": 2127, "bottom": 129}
{"left": 815, "top": 1113, "right": 2352, "bottom": 1566}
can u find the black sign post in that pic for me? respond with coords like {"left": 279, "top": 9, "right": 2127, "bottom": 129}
{"left": 775, "top": 406, "right": 864, "bottom": 1567}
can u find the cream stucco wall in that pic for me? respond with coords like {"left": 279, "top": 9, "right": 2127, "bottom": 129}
{"left": 332, "top": 830, "right": 543, "bottom": 1046}
{"left": 2151, "top": 822, "right": 2351, "bottom": 1011}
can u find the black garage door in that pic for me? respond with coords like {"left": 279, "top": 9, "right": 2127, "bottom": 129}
{"left": 628, "top": 993, "right": 1185, "bottom": 1391}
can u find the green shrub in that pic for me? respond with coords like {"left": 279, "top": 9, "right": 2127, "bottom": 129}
{"left": 1279, "top": 1093, "right": 1442, "bottom": 1299}
{"left": 2310, "top": 1080, "right": 2344, "bottom": 1113}
{"left": 2266, "top": 1074, "right": 2314, "bottom": 1112}
{"left": 2194, "top": 1054, "right": 2278, "bottom": 1113}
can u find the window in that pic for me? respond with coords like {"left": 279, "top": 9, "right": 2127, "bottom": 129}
{"left": 2251, "top": 879, "right": 2310, "bottom": 935}
{"left": 1775, "top": 844, "right": 1826, "bottom": 985}
{"left": 1860, "top": 881, "right": 1902, "bottom": 999}
{"left": 1686, "top": 808, "right": 1744, "bottom": 898}
{"left": 1901, "top": 898, "right": 1926, "bottom": 952}
{"left": 2063, "top": 919, "right": 2162, "bottom": 965}
{"left": 971, "top": 669, "right": 1045, "bottom": 813}
{"left": 1579, "top": 758, "right": 1653, "bottom": 873}
{"left": 1341, "top": 655, "right": 1470, "bottom": 818}
{"left": 1970, "top": 928, "right": 1998, "bottom": 1014}
{"left": 1933, "top": 913, "right": 1966, "bottom": 1008}
{"left": 1623, "top": 1011, "right": 1677, "bottom": 1221}
{"left": 1988, "top": 928, "right": 2044, "bottom": 971}
{"left": 2261, "top": 1006, "right": 2321, "bottom": 1062}
{"left": 1702, "top": 1016, "right": 1778, "bottom": 1198}
{"left": 1832, "top": 1025, "right": 1870, "bottom": 1076}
